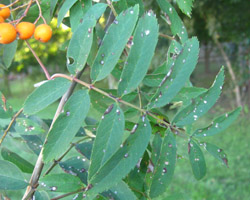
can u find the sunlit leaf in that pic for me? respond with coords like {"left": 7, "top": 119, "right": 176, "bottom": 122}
{"left": 90, "top": 5, "right": 139, "bottom": 82}
{"left": 23, "top": 78, "right": 71, "bottom": 115}
{"left": 67, "top": 17, "right": 96, "bottom": 74}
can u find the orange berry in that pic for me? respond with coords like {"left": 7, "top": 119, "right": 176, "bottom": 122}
{"left": 34, "top": 24, "right": 52, "bottom": 43}
{"left": 0, "top": 23, "right": 16, "bottom": 44}
{"left": 0, "top": 4, "right": 11, "bottom": 19}
{"left": 16, "top": 22, "right": 35, "bottom": 40}
{"left": 0, "top": 16, "right": 4, "bottom": 23}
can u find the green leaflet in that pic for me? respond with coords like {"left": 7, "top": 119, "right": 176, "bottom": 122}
{"left": 172, "top": 67, "right": 225, "bottom": 126}
{"left": 108, "top": 181, "right": 137, "bottom": 200}
{"left": 118, "top": 11, "right": 159, "bottom": 96}
{"left": 23, "top": 78, "right": 71, "bottom": 115}
{"left": 148, "top": 37, "right": 199, "bottom": 109}
{"left": 157, "top": 0, "right": 188, "bottom": 43}
{"left": 15, "top": 118, "right": 45, "bottom": 135}
{"left": 21, "top": 135, "right": 43, "bottom": 155}
{"left": 203, "top": 143, "right": 228, "bottom": 167}
{"left": 0, "top": 160, "right": 28, "bottom": 190}
{"left": 57, "top": 0, "right": 78, "bottom": 26}
{"left": 188, "top": 140, "right": 206, "bottom": 180}
{"left": 43, "top": 90, "right": 90, "bottom": 163}
{"left": 143, "top": 74, "right": 166, "bottom": 87}
{"left": 69, "top": 1, "right": 84, "bottom": 33}
{"left": 39, "top": 173, "right": 84, "bottom": 193}
{"left": 88, "top": 104, "right": 125, "bottom": 180}
{"left": 192, "top": 107, "right": 241, "bottom": 137}
{"left": 59, "top": 156, "right": 90, "bottom": 185}
{"left": 3, "top": 41, "right": 17, "bottom": 69}
{"left": 90, "top": 5, "right": 139, "bottom": 82}
{"left": 84, "top": 3, "right": 107, "bottom": 20}
{"left": 1, "top": 148, "right": 34, "bottom": 174}
{"left": 67, "top": 17, "right": 96, "bottom": 74}
{"left": 148, "top": 130, "right": 177, "bottom": 198}
{"left": 85, "top": 116, "right": 151, "bottom": 197}
{"left": 172, "top": 87, "right": 208, "bottom": 107}
{"left": 75, "top": 141, "right": 93, "bottom": 160}
{"left": 176, "top": 0, "right": 195, "bottom": 17}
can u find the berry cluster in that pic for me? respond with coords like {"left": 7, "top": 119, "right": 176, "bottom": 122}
{"left": 0, "top": 4, "right": 52, "bottom": 44}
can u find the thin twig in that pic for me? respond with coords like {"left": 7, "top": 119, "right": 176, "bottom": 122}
{"left": 25, "top": 40, "right": 51, "bottom": 80}
{"left": 51, "top": 188, "right": 85, "bottom": 200}
{"left": 106, "top": 0, "right": 117, "bottom": 17}
{"left": 10, "top": 1, "right": 35, "bottom": 12}
{"left": 14, "top": 0, "right": 33, "bottom": 25}
{"left": 34, "top": 0, "right": 46, "bottom": 24}
{"left": 159, "top": 33, "right": 175, "bottom": 41}
{"left": 0, "top": 0, "right": 20, "bottom": 8}
{"left": 43, "top": 136, "right": 90, "bottom": 176}
{"left": 0, "top": 108, "right": 23, "bottom": 147}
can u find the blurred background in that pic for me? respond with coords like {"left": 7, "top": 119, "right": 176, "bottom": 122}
{"left": 0, "top": 0, "right": 249, "bottom": 199}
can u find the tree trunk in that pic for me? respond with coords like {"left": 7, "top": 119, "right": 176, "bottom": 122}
{"left": 214, "top": 37, "right": 242, "bottom": 108}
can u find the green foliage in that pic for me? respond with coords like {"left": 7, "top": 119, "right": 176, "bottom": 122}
{"left": 90, "top": 5, "right": 139, "bottom": 82}
{"left": 0, "top": 0, "right": 242, "bottom": 199}
{"left": 188, "top": 140, "right": 206, "bottom": 180}
{"left": 1, "top": 148, "right": 34, "bottom": 173}
{"left": 67, "top": 17, "right": 96, "bottom": 74}
{"left": 39, "top": 173, "right": 84, "bottom": 192}
{"left": 43, "top": 90, "right": 90, "bottom": 163}
{"left": 0, "top": 160, "right": 28, "bottom": 190}
{"left": 118, "top": 10, "right": 158, "bottom": 96}
{"left": 23, "top": 78, "right": 71, "bottom": 115}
